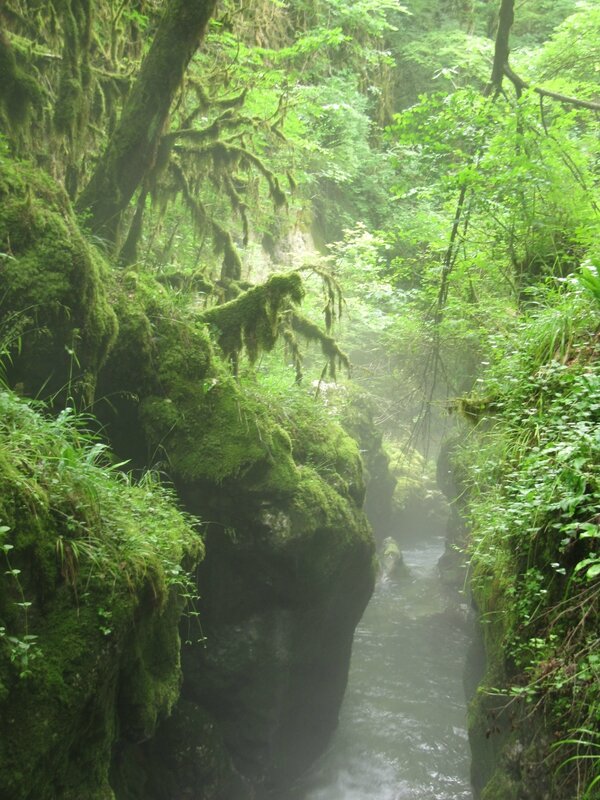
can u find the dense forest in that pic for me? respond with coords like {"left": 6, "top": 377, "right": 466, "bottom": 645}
{"left": 0, "top": 0, "right": 599, "bottom": 798}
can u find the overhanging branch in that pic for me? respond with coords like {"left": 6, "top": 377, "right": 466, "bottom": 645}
{"left": 504, "top": 65, "right": 600, "bottom": 112}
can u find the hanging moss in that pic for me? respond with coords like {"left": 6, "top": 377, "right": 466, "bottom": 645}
{"left": 75, "top": 0, "right": 219, "bottom": 244}
{"left": 200, "top": 272, "right": 305, "bottom": 366}
{"left": 159, "top": 131, "right": 288, "bottom": 274}
{"left": 212, "top": 221, "right": 243, "bottom": 281}
{"left": 291, "top": 313, "right": 350, "bottom": 379}
{"left": 54, "top": 0, "right": 94, "bottom": 197}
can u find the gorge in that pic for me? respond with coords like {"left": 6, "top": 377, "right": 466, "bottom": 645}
{"left": 1, "top": 1, "right": 599, "bottom": 799}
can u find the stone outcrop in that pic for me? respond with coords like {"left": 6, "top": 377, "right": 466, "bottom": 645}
{"left": 1, "top": 158, "right": 376, "bottom": 799}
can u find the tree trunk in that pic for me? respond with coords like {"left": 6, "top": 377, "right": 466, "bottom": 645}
{"left": 76, "top": 0, "right": 218, "bottom": 246}
{"left": 485, "top": 0, "right": 515, "bottom": 96}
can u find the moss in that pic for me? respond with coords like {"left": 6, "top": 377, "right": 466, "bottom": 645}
{"left": 0, "top": 30, "right": 42, "bottom": 127}
{"left": 290, "top": 313, "right": 350, "bottom": 379}
{"left": 283, "top": 465, "right": 372, "bottom": 599}
{"left": 0, "top": 389, "right": 203, "bottom": 800}
{"left": 74, "top": 0, "right": 218, "bottom": 242}
{"left": 102, "top": 288, "right": 156, "bottom": 395}
{"left": 272, "top": 386, "right": 365, "bottom": 507}
{"left": 92, "top": 270, "right": 376, "bottom": 797}
{"left": 178, "top": 435, "right": 375, "bottom": 793}
{"left": 100, "top": 270, "right": 215, "bottom": 397}
{"left": 480, "top": 770, "right": 520, "bottom": 800}
{"left": 112, "top": 701, "right": 246, "bottom": 800}
{"left": 200, "top": 272, "right": 305, "bottom": 365}
{"left": 0, "top": 155, "right": 118, "bottom": 403}
{"left": 141, "top": 377, "right": 297, "bottom": 492}
{"left": 54, "top": 0, "right": 92, "bottom": 139}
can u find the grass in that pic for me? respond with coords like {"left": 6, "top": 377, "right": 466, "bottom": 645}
{"left": 0, "top": 388, "right": 203, "bottom": 607}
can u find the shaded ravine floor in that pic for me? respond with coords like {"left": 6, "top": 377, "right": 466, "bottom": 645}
{"left": 285, "top": 529, "right": 474, "bottom": 800}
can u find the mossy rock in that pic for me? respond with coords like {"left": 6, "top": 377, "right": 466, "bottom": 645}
{"left": 141, "top": 376, "right": 298, "bottom": 499}
{"left": 93, "top": 274, "right": 377, "bottom": 797}
{"left": 330, "top": 386, "right": 396, "bottom": 539}
{"left": 114, "top": 702, "right": 251, "bottom": 800}
{"left": 95, "top": 270, "right": 218, "bottom": 467}
{"left": 280, "top": 386, "right": 366, "bottom": 508}
{"left": 0, "top": 155, "right": 117, "bottom": 403}
{"left": 168, "top": 391, "right": 375, "bottom": 794}
{"left": 480, "top": 770, "right": 520, "bottom": 800}
{"left": 0, "top": 390, "right": 202, "bottom": 800}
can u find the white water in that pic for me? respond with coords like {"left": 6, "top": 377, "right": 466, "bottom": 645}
{"left": 288, "top": 531, "right": 473, "bottom": 800}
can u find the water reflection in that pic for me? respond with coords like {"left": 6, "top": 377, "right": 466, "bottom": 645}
{"left": 288, "top": 532, "right": 473, "bottom": 800}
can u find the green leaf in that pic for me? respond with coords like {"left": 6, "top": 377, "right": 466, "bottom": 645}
{"left": 585, "top": 563, "right": 600, "bottom": 580}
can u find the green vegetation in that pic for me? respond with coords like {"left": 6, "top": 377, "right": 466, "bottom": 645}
{"left": 1, "top": 0, "right": 600, "bottom": 797}
{"left": 0, "top": 389, "right": 202, "bottom": 800}
{"left": 458, "top": 280, "right": 600, "bottom": 798}
{"left": 0, "top": 150, "right": 118, "bottom": 404}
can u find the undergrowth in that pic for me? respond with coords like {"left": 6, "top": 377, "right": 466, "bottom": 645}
{"left": 459, "top": 275, "right": 600, "bottom": 798}
{"left": 0, "top": 388, "right": 203, "bottom": 676}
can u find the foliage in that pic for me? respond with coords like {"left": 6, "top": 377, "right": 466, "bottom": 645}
{"left": 0, "top": 386, "right": 205, "bottom": 798}
{"left": 325, "top": 18, "right": 600, "bottom": 440}
{"left": 458, "top": 278, "right": 600, "bottom": 796}
{"left": 0, "top": 390, "right": 202, "bottom": 601}
{"left": 1, "top": 1, "right": 599, "bottom": 795}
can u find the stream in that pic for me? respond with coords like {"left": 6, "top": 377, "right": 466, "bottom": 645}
{"left": 288, "top": 529, "right": 474, "bottom": 800}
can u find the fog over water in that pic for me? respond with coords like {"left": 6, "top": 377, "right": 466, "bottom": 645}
{"left": 287, "top": 528, "right": 473, "bottom": 800}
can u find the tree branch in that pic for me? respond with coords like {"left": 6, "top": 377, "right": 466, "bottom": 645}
{"left": 503, "top": 65, "right": 600, "bottom": 112}
{"left": 76, "top": 0, "right": 218, "bottom": 246}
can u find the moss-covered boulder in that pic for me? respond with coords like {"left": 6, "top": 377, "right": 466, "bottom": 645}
{"left": 96, "top": 282, "right": 375, "bottom": 795}
{"left": 339, "top": 391, "right": 395, "bottom": 536}
{"left": 0, "top": 390, "right": 202, "bottom": 800}
{"left": 0, "top": 152, "right": 117, "bottom": 403}
{"left": 315, "top": 385, "right": 396, "bottom": 541}
{"left": 140, "top": 383, "right": 374, "bottom": 796}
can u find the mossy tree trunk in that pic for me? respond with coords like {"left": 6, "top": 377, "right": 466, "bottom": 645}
{"left": 76, "top": 0, "right": 218, "bottom": 249}
{"left": 486, "top": 0, "right": 515, "bottom": 96}
{"left": 55, "top": 0, "right": 94, "bottom": 199}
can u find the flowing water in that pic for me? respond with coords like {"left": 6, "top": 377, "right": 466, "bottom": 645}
{"left": 289, "top": 529, "right": 473, "bottom": 800}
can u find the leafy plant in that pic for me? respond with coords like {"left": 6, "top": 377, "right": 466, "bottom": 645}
{"left": 457, "top": 278, "right": 600, "bottom": 793}
{"left": 576, "top": 263, "right": 600, "bottom": 308}
{"left": 0, "top": 524, "right": 39, "bottom": 679}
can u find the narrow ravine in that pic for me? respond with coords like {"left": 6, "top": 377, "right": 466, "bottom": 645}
{"left": 286, "top": 527, "right": 473, "bottom": 800}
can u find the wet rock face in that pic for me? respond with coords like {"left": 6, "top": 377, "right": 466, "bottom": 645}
{"left": 103, "top": 354, "right": 378, "bottom": 799}
{"left": 164, "top": 474, "right": 375, "bottom": 798}
{"left": 378, "top": 536, "right": 409, "bottom": 580}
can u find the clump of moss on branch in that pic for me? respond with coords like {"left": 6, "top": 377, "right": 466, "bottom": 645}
{"left": 200, "top": 272, "right": 304, "bottom": 365}
{"left": 290, "top": 313, "right": 350, "bottom": 381}
{"left": 199, "top": 271, "right": 349, "bottom": 380}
